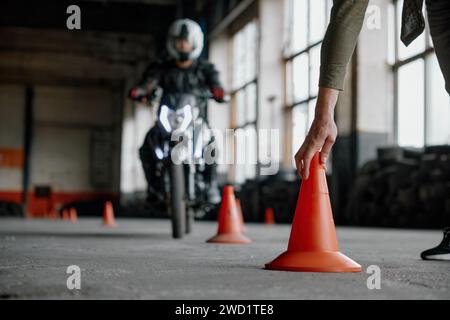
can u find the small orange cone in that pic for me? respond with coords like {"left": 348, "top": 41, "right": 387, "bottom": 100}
{"left": 207, "top": 186, "right": 251, "bottom": 244}
{"left": 48, "top": 210, "right": 59, "bottom": 220}
{"left": 264, "top": 208, "right": 275, "bottom": 225}
{"left": 265, "top": 153, "right": 361, "bottom": 272}
{"left": 69, "top": 208, "right": 78, "bottom": 223}
{"left": 236, "top": 199, "right": 247, "bottom": 232}
{"left": 62, "top": 209, "right": 70, "bottom": 220}
{"left": 103, "top": 201, "right": 117, "bottom": 227}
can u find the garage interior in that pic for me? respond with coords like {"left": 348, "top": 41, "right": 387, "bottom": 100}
{"left": 0, "top": 0, "right": 449, "bottom": 299}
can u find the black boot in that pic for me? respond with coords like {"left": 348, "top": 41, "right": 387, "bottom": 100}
{"left": 421, "top": 227, "right": 450, "bottom": 261}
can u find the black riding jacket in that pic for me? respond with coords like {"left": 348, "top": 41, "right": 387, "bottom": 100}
{"left": 139, "top": 58, "right": 223, "bottom": 119}
{"left": 140, "top": 58, "right": 222, "bottom": 96}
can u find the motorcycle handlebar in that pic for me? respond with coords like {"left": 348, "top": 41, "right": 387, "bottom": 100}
{"left": 128, "top": 87, "right": 230, "bottom": 103}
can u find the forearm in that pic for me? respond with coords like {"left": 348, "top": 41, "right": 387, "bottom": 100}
{"left": 315, "top": 87, "right": 339, "bottom": 119}
{"left": 138, "top": 62, "right": 161, "bottom": 92}
{"left": 295, "top": 0, "right": 367, "bottom": 177}
{"left": 295, "top": 87, "right": 339, "bottom": 177}
{"left": 319, "top": 0, "right": 369, "bottom": 91}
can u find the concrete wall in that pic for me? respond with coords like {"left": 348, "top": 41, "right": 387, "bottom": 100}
{"left": 31, "top": 85, "right": 120, "bottom": 192}
{"left": 208, "top": 0, "right": 285, "bottom": 177}
{"left": 257, "top": 0, "right": 285, "bottom": 169}
{"left": 0, "top": 26, "right": 153, "bottom": 214}
{"left": 0, "top": 85, "right": 25, "bottom": 192}
{"left": 206, "top": 0, "right": 395, "bottom": 171}
{"left": 120, "top": 101, "right": 155, "bottom": 194}
{"left": 332, "top": 0, "right": 394, "bottom": 176}
{"left": 208, "top": 33, "right": 231, "bottom": 176}
{"left": 356, "top": 0, "right": 393, "bottom": 166}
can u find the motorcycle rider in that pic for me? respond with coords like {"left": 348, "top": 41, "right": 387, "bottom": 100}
{"left": 130, "top": 19, "right": 225, "bottom": 207}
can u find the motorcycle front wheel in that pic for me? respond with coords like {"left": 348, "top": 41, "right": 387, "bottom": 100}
{"left": 169, "top": 162, "right": 186, "bottom": 239}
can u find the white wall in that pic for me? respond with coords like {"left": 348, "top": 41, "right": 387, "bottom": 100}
{"left": 30, "top": 126, "right": 91, "bottom": 192}
{"left": 208, "top": 33, "right": 231, "bottom": 175}
{"left": 258, "top": 0, "right": 285, "bottom": 167}
{"left": 208, "top": 0, "right": 285, "bottom": 175}
{"left": 120, "top": 100, "right": 154, "bottom": 194}
{"left": 356, "top": 0, "right": 394, "bottom": 165}
{"left": 31, "top": 85, "right": 120, "bottom": 192}
{"left": 357, "top": 0, "right": 394, "bottom": 136}
{"left": 34, "top": 86, "right": 114, "bottom": 126}
{"left": 0, "top": 85, "right": 24, "bottom": 191}
{"left": 0, "top": 27, "right": 154, "bottom": 198}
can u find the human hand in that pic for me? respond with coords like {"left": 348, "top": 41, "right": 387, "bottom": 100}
{"left": 294, "top": 87, "right": 339, "bottom": 179}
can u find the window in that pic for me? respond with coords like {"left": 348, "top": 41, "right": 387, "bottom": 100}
{"left": 392, "top": 0, "right": 450, "bottom": 147}
{"left": 285, "top": 0, "right": 331, "bottom": 165}
{"left": 231, "top": 20, "right": 258, "bottom": 183}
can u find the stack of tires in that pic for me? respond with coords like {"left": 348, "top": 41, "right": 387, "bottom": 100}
{"left": 233, "top": 170, "right": 300, "bottom": 224}
{"left": 347, "top": 145, "right": 450, "bottom": 228}
{"left": 259, "top": 170, "right": 301, "bottom": 223}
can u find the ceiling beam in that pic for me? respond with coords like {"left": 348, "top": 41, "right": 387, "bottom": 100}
{"left": 0, "top": 0, "right": 176, "bottom": 34}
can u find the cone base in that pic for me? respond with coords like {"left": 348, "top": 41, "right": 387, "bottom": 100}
{"left": 207, "top": 233, "right": 251, "bottom": 244}
{"left": 265, "top": 250, "right": 362, "bottom": 273}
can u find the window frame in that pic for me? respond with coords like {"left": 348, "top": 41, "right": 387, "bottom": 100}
{"left": 229, "top": 18, "right": 260, "bottom": 183}
{"left": 391, "top": 0, "right": 443, "bottom": 147}
{"left": 284, "top": 0, "right": 331, "bottom": 166}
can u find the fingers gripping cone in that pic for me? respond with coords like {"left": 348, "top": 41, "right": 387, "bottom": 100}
{"left": 265, "top": 153, "right": 361, "bottom": 272}
{"left": 207, "top": 186, "right": 251, "bottom": 244}
{"left": 103, "top": 201, "right": 117, "bottom": 228}
{"left": 264, "top": 208, "right": 275, "bottom": 225}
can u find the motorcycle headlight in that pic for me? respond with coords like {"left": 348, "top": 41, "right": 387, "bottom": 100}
{"left": 160, "top": 104, "right": 193, "bottom": 133}
{"left": 176, "top": 105, "right": 193, "bottom": 133}
{"left": 155, "top": 147, "right": 164, "bottom": 160}
{"left": 159, "top": 105, "right": 173, "bottom": 132}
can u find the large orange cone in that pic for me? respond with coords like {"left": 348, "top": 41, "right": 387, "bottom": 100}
{"left": 265, "top": 153, "right": 361, "bottom": 272}
{"left": 264, "top": 208, "right": 275, "bottom": 225}
{"left": 207, "top": 186, "right": 251, "bottom": 244}
{"left": 103, "top": 201, "right": 117, "bottom": 228}
{"left": 235, "top": 199, "right": 246, "bottom": 232}
{"left": 69, "top": 208, "right": 78, "bottom": 223}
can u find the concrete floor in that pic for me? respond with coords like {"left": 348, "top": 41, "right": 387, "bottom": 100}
{"left": 0, "top": 217, "right": 448, "bottom": 300}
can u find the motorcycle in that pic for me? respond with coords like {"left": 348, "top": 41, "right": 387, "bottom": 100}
{"left": 131, "top": 89, "right": 221, "bottom": 238}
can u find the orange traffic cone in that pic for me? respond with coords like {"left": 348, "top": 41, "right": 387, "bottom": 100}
{"left": 236, "top": 199, "right": 247, "bottom": 232}
{"left": 69, "top": 208, "right": 78, "bottom": 223}
{"left": 264, "top": 208, "right": 275, "bottom": 225}
{"left": 265, "top": 153, "right": 361, "bottom": 272}
{"left": 62, "top": 209, "right": 70, "bottom": 220}
{"left": 48, "top": 210, "right": 59, "bottom": 220}
{"left": 103, "top": 201, "right": 117, "bottom": 227}
{"left": 207, "top": 186, "right": 251, "bottom": 244}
